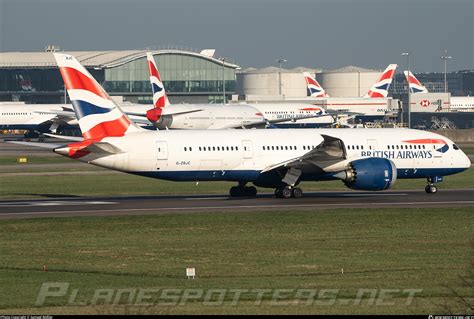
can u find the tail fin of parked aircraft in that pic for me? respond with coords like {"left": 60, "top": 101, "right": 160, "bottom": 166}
{"left": 404, "top": 70, "right": 429, "bottom": 93}
{"left": 147, "top": 52, "right": 170, "bottom": 108}
{"left": 53, "top": 53, "right": 141, "bottom": 141}
{"left": 303, "top": 72, "right": 329, "bottom": 97}
{"left": 364, "top": 64, "right": 397, "bottom": 98}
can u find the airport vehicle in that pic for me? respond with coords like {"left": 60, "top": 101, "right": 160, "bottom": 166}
{"left": 404, "top": 71, "right": 474, "bottom": 111}
{"left": 19, "top": 53, "right": 468, "bottom": 199}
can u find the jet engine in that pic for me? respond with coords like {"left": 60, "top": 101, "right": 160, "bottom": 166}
{"left": 337, "top": 158, "right": 397, "bottom": 191}
{"left": 146, "top": 108, "right": 173, "bottom": 129}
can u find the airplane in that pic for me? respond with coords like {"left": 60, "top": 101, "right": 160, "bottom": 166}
{"left": 303, "top": 64, "right": 398, "bottom": 99}
{"left": 0, "top": 102, "right": 78, "bottom": 137}
{"left": 302, "top": 65, "right": 399, "bottom": 125}
{"left": 404, "top": 71, "right": 474, "bottom": 111}
{"left": 0, "top": 53, "right": 332, "bottom": 135}
{"left": 13, "top": 53, "right": 470, "bottom": 199}
{"left": 128, "top": 52, "right": 334, "bottom": 129}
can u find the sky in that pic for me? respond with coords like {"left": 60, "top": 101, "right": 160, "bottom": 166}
{"left": 0, "top": 0, "right": 473, "bottom": 72}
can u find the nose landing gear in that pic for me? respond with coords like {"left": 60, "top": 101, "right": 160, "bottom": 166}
{"left": 425, "top": 176, "right": 442, "bottom": 194}
{"left": 425, "top": 184, "right": 438, "bottom": 194}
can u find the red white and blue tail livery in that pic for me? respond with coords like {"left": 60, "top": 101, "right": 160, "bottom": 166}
{"left": 54, "top": 53, "right": 141, "bottom": 141}
{"left": 26, "top": 53, "right": 466, "bottom": 198}
{"left": 364, "top": 64, "right": 397, "bottom": 98}
{"left": 303, "top": 72, "right": 328, "bottom": 97}
{"left": 404, "top": 71, "right": 429, "bottom": 94}
{"left": 147, "top": 52, "right": 170, "bottom": 109}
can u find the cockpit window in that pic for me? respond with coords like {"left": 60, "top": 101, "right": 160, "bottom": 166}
{"left": 453, "top": 144, "right": 459, "bottom": 150}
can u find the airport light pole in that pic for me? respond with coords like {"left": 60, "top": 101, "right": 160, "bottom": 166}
{"left": 401, "top": 52, "right": 410, "bottom": 128}
{"left": 275, "top": 58, "right": 287, "bottom": 96}
{"left": 220, "top": 58, "right": 226, "bottom": 104}
{"left": 441, "top": 49, "right": 452, "bottom": 93}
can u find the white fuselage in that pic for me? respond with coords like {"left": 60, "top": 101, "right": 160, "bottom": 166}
{"left": 0, "top": 104, "right": 73, "bottom": 130}
{"left": 246, "top": 103, "right": 334, "bottom": 127}
{"left": 121, "top": 103, "right": 266, "bottom": 130}
{"left": 0, "top": 101, "right": 334, "bottom": 131}
{"left": 240, "top": 97, "right": 394, "bottom": 117}
{"left": 450, "top": 96, "right": 474, "bottom": 111}
{"left": 75, "top": 128, "right": 470, "bottom": 187}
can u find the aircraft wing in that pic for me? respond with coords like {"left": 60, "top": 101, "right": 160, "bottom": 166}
{"left": 260, "top": 134, "right": 348, "bottom": 185}
{"left": 5, "top": 141, "right": 64, "bottom": 149}
{"left": 125, "top": 108, "right": 204, "bottom": 118}
{"left": 222, "top": 114, "right": 334, "bottom": 129}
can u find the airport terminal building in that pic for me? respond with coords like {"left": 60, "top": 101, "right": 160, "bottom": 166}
{"left": 0, "top": 47, "right": 240, "bottom": 104}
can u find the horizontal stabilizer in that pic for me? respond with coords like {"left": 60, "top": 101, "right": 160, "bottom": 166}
{"left": 43, "top": 133, "right": 83, "bottom": 141}
{"left": 84, "top": 142, "right": 124, "bottom": 155}
{"left": 6, "top": 141, "right": 63, "bottom": 149}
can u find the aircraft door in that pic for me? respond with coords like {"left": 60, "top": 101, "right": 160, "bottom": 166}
{"left": 242, "top": 140, "right": 253, "bottom": 159}
{"left": 367, "top": 139, "right": 378, "bottom": 151}
{"left": 156, "top": 141, "right": 168, "bottom": 160}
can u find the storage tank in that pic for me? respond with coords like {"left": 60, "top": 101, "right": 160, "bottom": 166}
{"left": 236, "top": 66, "right": 319, "bottom": 98}
{"left": 318, "top": 65, "right": 382, "bottom": 97}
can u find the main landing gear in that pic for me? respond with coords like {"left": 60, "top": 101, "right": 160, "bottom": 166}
{"left": 274, "top": 186, "right": 303, "bottom": 199}
{"left": 229, "top": 182, "right": 257, "bottom": 197}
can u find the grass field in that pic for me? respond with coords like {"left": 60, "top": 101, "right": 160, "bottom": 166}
{"left": 0, "top": 207, "right": 472, "bottom": 314}
{"left": 0, "top": 164, "right": 472, "bottom": 199}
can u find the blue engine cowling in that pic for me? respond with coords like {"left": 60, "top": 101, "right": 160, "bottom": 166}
{"left": 343, "top": 158, "right": 397, "bottom": 191}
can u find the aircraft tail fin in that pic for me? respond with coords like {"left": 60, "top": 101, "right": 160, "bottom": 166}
{"left": 303, "top": 72, "right": 329, "bottom": 97}
{"left": 404, "top": 70, "right": 429, "bottom": 93}
{"left": 364, "top": 64, "right": 397, "bottom": 98}
{"left": 53, "top": 53, "right": 142, "bottom": 141}
{"left": 147, "top": 52, "right": 170, "bottom": 108}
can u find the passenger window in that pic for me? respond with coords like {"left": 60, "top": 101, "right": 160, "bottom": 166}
{"left": 453, "top": 144, "right": 459, "bottom": 150}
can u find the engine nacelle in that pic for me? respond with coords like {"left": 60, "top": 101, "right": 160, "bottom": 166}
{"left": 338, "top": 158, "right": 397, "bottom": 191}
{"left": 146, "top": 107, "right": 162, "bottom": 123}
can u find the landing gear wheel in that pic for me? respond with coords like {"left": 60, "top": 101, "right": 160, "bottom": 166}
{"left": 230, "top": 186, "right": 257, "bottom": 197}
{"left": 230, "top": 186, "right": 240, "bottom": 197}
{"left": 291, "top": 187, "right": 303, "bottom": 198}
{"left": 425, "top": 185, "right": 438, "bottom": 194}
{"left": 281, "top": 187, "right": 292, "bottom": 199}
{"left": 246, "top": 186, "right": 257, "bottom": 197}
{"left": 275, "top": 188, "right": 283, "bottom": 198}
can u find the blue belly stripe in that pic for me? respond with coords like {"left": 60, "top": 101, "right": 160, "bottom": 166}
{"left": 132, "top": 167, "right": 468, "bottom": 183}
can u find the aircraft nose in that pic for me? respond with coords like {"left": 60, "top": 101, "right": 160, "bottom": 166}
{"left": 463, "top": 152, "right": 472, "bottom": 169}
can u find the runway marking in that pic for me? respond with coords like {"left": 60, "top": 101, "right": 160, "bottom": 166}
{"left": 184, "top": 193, "right": 409, "bottom": 200}
{"left": 339, "top": 193, "right": 407, "bottom": 197}
{"left": 184, "top": 197, "right": 227, "bottom": 200}
{"left": 0, "top": 201, "right": 117, "bottom": 207}
{"left": 1, "top": 200, "right": 474, "bottom": 217}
